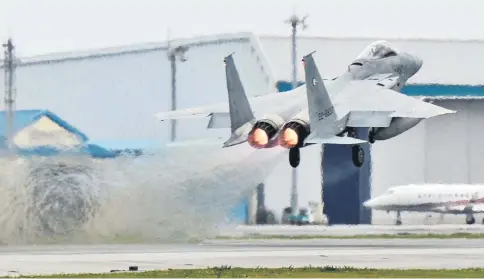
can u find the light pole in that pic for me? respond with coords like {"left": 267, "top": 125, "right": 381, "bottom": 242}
{"left": 2, "top": 38, "right": 17, "bottom": 150}
{"left": 167, "top": 43, "right": 189, "bottom": 142}
{"left": 285, "top": 13, "right": 308, "bottom": 221}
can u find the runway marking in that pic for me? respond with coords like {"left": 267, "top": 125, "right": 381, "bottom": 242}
{"left": 3, "top": 239, "right": 484, "bottom": 275}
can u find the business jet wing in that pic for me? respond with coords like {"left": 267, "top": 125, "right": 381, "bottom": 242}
{"left": 155, "top": 53, "right": 304, "bottom": 129}
{"left": 441, "top": 204, "right": 484, "bottom": 214}
{"left": 334, "top": 80, "right": 456, "bottom": 128}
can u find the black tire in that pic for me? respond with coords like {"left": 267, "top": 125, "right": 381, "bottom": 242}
{"left": 368, "top": 128, "right": 376, "bottom": 144}
{"left": 396, "top": 220, "right": 402, "bottom": 226}
{"left": 466, "top": 217, "right": 476, "bottom": 225}
{"left": 289, "top": 148, "right": 300, "bottom": 168}
{"left": 352, "top": 145, "right": 364, "bottom": 167}
{"left": 347, "top": 128, "right": 356, "bottom": 138}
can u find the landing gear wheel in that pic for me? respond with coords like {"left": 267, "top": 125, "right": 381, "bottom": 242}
{"left": 395, "top": 211, "right": 402, "bottom": 226}
{"left": 466, "top": 216, "right": 476, "bottom": 225}
{"left": 351, "top": 145, "right": 364, "bottom": 167}
{"left": 289, "top": 148, "right": 301, "bottom": 168}
{"left": 368, "top": 128, "right": 376, "bottom": 144}
{"left": 482, "top": 218, "right": 484, "bottom": 224}
{"left": 347, "top": 128, "right": 356, "bottom": 138}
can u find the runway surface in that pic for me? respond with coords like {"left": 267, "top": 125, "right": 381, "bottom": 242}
{"left": 2, "top": 238, "right": 484, "bottom": 276}
{"left": 220, "top": 224, "right": 484, "bottom": 237}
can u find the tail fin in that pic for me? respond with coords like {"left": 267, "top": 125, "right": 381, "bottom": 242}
{"left": 302, "top": 51, "right": 337, "bottom": 136}
{"left": 224, "top": 53, "right": 255, "bottom": 133}
{"left": 302, "top": 52, "right": 367, "bottom": 145}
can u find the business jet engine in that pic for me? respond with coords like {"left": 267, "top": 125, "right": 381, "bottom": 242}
{"left": 369, "top": 117, "right": 423, "bottom": 143}
{"left": 247, "top": 114, "right": 285, "bottom": 149}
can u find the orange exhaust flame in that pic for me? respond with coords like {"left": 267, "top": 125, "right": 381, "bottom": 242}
{"left": 279, "top": 128, "right": 299, "bottom": 149}
{"left": 248, "top": 128, "right": 269, "bottom": 148}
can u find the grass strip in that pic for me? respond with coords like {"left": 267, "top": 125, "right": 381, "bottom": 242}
{"left": 13, "top": 266, "right": 484, "bottom": 278}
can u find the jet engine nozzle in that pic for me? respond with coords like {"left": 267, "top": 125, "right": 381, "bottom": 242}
{"left": 247, "top": 121, "right": 278, "bottom": 149}
{"left": 278, "top": 120, "right": 310, "bottom": 149}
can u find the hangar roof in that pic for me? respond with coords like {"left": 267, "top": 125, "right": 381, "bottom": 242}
{"left": 0, "top": 110, "right": 147, "bottom": 158}
{"left": 0, "top": 109, "right": 89, "bottom": 141}
{"left": 1, "top": 32, "right": 483, "bottom": 141}
{"left": 12, "top": 32, "right": 484, "bottom": 86}
{"left": 258, "top": 35, "right": 484, "bottom": 85}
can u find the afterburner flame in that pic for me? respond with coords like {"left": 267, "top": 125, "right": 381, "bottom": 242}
{"left": 248, "top": 128, "right": 269, "bottom": 148}
{"left": 279, "top": 128, "right": 299, "bottom": 149}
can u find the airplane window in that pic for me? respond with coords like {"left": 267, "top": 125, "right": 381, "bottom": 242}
{"left": 355, "top": 40, "right": 399, "bottom": 60}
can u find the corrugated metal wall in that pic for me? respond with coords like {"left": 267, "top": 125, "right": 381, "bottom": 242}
{"left": 3, "top": 34, "right": 484, "bottom": 225}
{"left": 1, "top": 38, "right": 271, "bottom": 142}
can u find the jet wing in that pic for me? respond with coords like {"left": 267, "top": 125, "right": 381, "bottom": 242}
{"left": 154, "top": 91, "right": 304, "bottom": 122}
{"left": 155, "top": 52, "right": 308, "bottom": 127}
{"left": 333, "top": 81, "right": 456, "bottom": 127}
{"left": 154, "top": 104, "right": 225, "bottom": 120}
{"left": 441, "top": 204, "right": 484, "bottom": 214}
{"left": 154, "top": 102, "right": 237, "bottom": 121}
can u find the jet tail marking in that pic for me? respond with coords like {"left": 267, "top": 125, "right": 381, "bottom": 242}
{"left": 302, "top": 51, "right": 338, "bottom": 137}
{"left": 224, "top": 53, "right": 255, "bottom": 133}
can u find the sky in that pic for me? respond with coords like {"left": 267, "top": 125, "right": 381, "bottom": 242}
{"left": 0, "top": 0, "right": 483, "bottom": 57}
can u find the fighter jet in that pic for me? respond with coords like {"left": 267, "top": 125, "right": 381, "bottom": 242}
{"left": 155, "top": 41, "right": 455, "bottom": 168}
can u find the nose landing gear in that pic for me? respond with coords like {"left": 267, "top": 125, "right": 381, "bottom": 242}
{"left": 395, "top": 211, "right": 402, "bottom": 226}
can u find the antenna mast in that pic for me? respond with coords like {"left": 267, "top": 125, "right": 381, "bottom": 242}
{"left": 3, "top": 38, "right": 17, "bottom": 149}
{"left": 166, "top": 32, "right": 189, "bottom": 143}
{"left": 284, "top": 13, "right": 308, "bottom": 221}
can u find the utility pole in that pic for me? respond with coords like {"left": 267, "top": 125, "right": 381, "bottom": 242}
{"left": 3, "top": 38, "right": 17, "bottom": 149}
{"left": 166, "top": 40, "right": 189, "bottom": 142}
{"left": 285, "top": 14, "right": 308, "bottom": 220}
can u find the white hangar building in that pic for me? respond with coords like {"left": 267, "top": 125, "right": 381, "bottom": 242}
{"left": 2, "top": 32, "right": 484, "bottom": 225}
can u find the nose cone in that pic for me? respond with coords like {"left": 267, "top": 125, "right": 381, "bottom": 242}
{"left": 414, "top": 55, "right": 423, "bottom": 72}
{"left": 363, "top": 198, "right": 379, "bottom": 208}
{"left": 363, "top": 199, "right": 374, "bottom": 208}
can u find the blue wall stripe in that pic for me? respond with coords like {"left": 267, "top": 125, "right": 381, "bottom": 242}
{"left": 276, "top": 80, "right": 484, "bottom": 97}
{"left": 402, "top": 84, "right": 484, "bottom": 96}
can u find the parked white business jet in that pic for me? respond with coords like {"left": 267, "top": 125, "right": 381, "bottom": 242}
{"left": 363, "top": 184, "right": 484, "bottom": 225}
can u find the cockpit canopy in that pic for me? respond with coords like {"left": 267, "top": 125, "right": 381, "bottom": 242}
{"left": 355, "top": 40, "right": 399, "bottom": 60}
